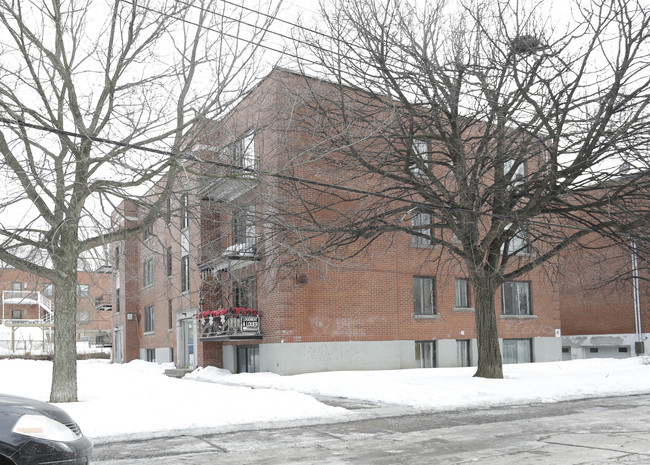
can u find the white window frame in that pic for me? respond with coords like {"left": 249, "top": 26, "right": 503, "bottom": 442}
{"left": 180, "top": 194, "right": 189, "bottom": 230}
{"left": 410, "top": 139, "right": 429, "bottom": 176}
{"left": 502, "top": 338, "right": 532, "bottom": 364}
{"left": 232, "top": 206, "right": 256, "bottom": 247}
{"left": 455, "top": 278, "right": 471, "bottom": 308}
{"left": 43, "top": 283, "right": 53, "bottom": 297}
{"left": 143, "top": 258, "right": 154, "bottom": 288}
{"left": 503, "top": 223, "right": 530, "bottom": 255}
{"left": 144, "top": 305, "right": 155, "bottom": 333}
{"left": 180, "top": 254, "right": 190, "bottom": 293}
{"left": 76, "top": 284, "right": 90, "bottom": 297}
{"left": 413, "top": 276, "right": 436, "bottom": 315}
{"left": 415, "top": 341, "right": 436, "bottom": 368}
{"left": 504, "top": 158, "right": 526, "bottom": 187}
{"left": 411, "top": 210, "right": 433, "bottom": 245}
{"left": 502, "top": 281, "right": 531, "bottom": 315}
{"left": 234, "top": 132, "right": 256, "bottom": 170}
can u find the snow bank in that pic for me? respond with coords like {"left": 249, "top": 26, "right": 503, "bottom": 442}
{"left": 0, "top": 357, "right": 648, "bottom": 441}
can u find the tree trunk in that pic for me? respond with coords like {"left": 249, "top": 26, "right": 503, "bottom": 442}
{"left": 472, "top": 277, "right": 503, "bottom": 379}
{"left": 49, "top": 264, "right": 78, "bottom": 403}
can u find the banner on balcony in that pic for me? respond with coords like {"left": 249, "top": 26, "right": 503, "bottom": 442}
{"left": 198, "top": 308, "right": 260, "bottom": 338}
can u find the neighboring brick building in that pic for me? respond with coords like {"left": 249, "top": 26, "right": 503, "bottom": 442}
{"left": 0, "top": 267, "right": 112, "bottom": 351}
{"left": 110, "top": 69, "right": 565, "bottom": 373}
{"left": 559, "top": 233, "right": 649, "bottom": 359}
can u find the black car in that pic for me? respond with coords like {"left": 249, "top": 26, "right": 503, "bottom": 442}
{"left": 0, "top": 393, "right": 93, "bottom": 464}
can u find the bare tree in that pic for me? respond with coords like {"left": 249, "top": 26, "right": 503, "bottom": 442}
{"left": 0, "top": 0, "right": 279, "bottom": 402}
{"left": 272, "top": 0, "right": 650, "bottom": 378}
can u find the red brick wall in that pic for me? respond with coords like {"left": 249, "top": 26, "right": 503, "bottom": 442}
{"left": 559, "top": 235, "right": 649, "bottom": 335}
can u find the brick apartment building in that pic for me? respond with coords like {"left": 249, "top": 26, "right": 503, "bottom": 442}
{"left": 0, "top": 267, "right": 112, "bottom": 351}
{"left": 110, "top": 68, "right": 568, "bottom": 374}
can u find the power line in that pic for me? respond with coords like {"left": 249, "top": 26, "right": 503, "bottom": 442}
{"left": 0, "top": 115, "right": 602, "bottom": 234}
{"left": 171, "top": 0, "right": 344, "bottom": 64}
{"left": 122, "top": 0, "right": 324, "bottom": 67}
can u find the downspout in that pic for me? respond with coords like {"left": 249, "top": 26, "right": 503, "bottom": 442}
{"left": 631, "top": 239, "right": 644, "bottom": 354}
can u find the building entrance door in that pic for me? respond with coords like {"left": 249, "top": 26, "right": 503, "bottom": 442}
{"left": 178, "top": 318, "right": 195, "bottom": 369}
{"left": 113, "top": 328, "right": 124, "bottom": 363}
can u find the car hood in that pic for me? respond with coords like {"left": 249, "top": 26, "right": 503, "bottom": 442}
{"left": 0, "top": 393, "right": 75, "bottom": 424}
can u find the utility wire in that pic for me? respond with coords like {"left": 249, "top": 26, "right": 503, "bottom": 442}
{"left": 0, "top": 116, "right": 606, "bottom": 234}
{"left": 123, "top": 0, "right": 324, "bottom": 67}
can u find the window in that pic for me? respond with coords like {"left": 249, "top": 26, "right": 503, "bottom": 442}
{"left": 502, "top": 338, "right": 532, "bottom": 364}
{"left": 415, "top": 341, "right": 436, "bottom": 368}
{"left": 411, "top": 211, "right": 433, "bottom": 245}
{"left": 455, "top": 278, "right": 471, "bottom": 308}
{"left": 114, "top": 245, "right": 120, "bottom": 270}
{"left": 504, "top": 158, "right": 526, "bottom": 186}
{"left": 502, "top": 281, "right": 531, "bottom": 315}
{"left": 457, "top": 340, "right": 471, "bottom": 367}
{"left": 76, "top": 284, "right": 90, "bottom": 297}
{"left": 43, "top": 283, "right": 53, "bottom": 297}
{"left": 143, "top": 258, "right": 154, "bottom": 288}
{"left": 76, "top": 310, "right": 90, "bottom": 324}
{"left": 11, "top": 309, "right": 22, "bottom": 319}
{"left": 413, "top": 276, "right": 436, "bottom": 315}
{"left": 166, "top": 197, "right": 171, "bottom": 225}
{"left": 115, "top": 288, "right": 121, "bottom": 313}
{"left": 168, "top": 299, "right": 174, "bottom": 330}
{"left": 166, "top": 246, "right": 173, "bottom": 277}
{"left": 506, "top": 225, "right": 530, "bottom": 255}
{"left": 181, "top": 255, "right": 189, "bottom": 293}
{"left": 143, "top": 225, "right": 153, "bottom": 241}
{"left": 410, "top": 139, "right": 429, "bottom": 176}
{"left": 180, "top": 194, "right": 189, "bottom": 230}
{"left": 145, "top": 348, "right": 156, "bottom": 362}
{"left": 144, "top": 305, "right": 155, "bottom": 333}
{"left": 232, "top": 206, "right": 256, "bottom": 246}
{"left": 237, "top": 345, "right": 259, "bottom": 373}
{"left": 619, "top": 347, "right": 629, "bottom": 353}
{"left": 11, "top": 282, "right": 21, "bottom": 298}
{"left": 234, "top": 277, "right": 257, "bottom": 309}
{"left": 233, "top": 132, "right": 256, "bottom": 170}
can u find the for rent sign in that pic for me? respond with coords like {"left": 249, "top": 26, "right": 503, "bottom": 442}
{"left": 241, "top": 315, "right": 260, "bottom": 332}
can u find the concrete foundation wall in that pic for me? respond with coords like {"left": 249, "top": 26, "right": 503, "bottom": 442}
{"left": 562, "top": 333, "right": 649, "bottom": 359}
{"left": 532, "top": 336, "right": 562, "bottom": 362}
{"left": 437, "top": 339, "right": 458, "bottom": 367}
{"left": 155, "top": 347, "right": 173, "bottom": 363}
{"left": 258, "top": 340, "right": 412, "bottom": 375}
{"left": 221, "top": 337, "right": 562, "bottom": 374}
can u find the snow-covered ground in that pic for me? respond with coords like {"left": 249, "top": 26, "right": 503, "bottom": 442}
{"left": 0, "top": 357, "right": 648, "bottom": 442}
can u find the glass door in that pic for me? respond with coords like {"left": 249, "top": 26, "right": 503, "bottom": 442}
{"left": 178, "top": 319, "right": 195, "bottom": 369}
{"left": 457, "top": 339, "right": 471, "bottom": 367}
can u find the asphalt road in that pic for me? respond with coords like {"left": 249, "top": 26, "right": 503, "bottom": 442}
{"left": 92, "top": 394, "right": 650, "bottom": 464}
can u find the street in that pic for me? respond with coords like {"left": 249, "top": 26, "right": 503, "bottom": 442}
{"left": 92, "top": 394, "right": 650, "bottom": 464}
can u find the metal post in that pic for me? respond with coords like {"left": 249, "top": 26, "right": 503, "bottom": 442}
{"left": 631, "top": 239, "right": 644, "bottom": 355}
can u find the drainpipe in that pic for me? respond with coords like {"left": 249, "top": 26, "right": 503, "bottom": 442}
{"left": 631, "top": 239, "right": 644, "bottom": 355}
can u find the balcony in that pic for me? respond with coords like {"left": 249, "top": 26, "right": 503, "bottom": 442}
{"left": 198, "top": 239, "right": 259, "bottom": 273}
{"left": 198, "top": 308, "right": 262, "bottom": 341}
{"left": 95, "top": 294, "right": 112, "bottom": 311}
{"left": 201, "top": 171, "right": 258, "bottom": 203}
{"left": 1, "top": 291, "right": 53, "bottom": 321}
